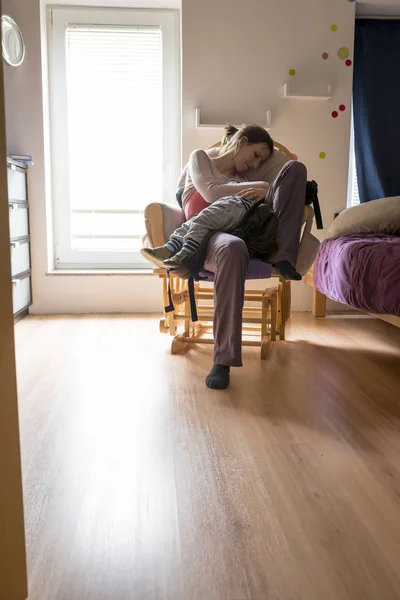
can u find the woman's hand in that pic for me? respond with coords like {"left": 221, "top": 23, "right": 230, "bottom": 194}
{"left": 238, "top": 187, "right": 268, "bottom": 202}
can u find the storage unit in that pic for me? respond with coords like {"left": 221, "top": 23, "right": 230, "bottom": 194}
{"left": 7, "top": 158, "right": 32, "bottom": 321}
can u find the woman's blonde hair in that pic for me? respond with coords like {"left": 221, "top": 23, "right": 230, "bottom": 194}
{"left": 220, "top": 123, "right": 274, "bottom": 156}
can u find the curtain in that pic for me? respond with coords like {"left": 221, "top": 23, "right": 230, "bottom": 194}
{"left": 353, "top": 19, "right": 400, "bottom": 203}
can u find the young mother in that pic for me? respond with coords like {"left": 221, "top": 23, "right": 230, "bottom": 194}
{"left": 178, "top": 124, "right": 307, "bottom": 390}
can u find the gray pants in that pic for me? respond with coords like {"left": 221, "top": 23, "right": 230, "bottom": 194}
{"left": 203, "top": 160, "right": 307, "bottom": 367}
{"left": 166, "top": 196, "right": 254, "bottom": 255}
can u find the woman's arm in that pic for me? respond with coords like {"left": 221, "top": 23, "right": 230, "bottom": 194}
{"left": 188, "top": 150, "right": 269, "bottom": 203}
{"left": 177, "top": 147, "right": 220, "bottom": 189}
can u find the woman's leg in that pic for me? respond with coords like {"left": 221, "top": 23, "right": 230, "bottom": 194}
{"left": 203, "top": 233, "right": 249, "bottom": 388}
{"left": 266, "top": 160, "right": 307, "bottom": 274}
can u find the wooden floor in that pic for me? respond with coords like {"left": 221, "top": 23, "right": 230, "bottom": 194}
{"left": 14, "top": 313, "right": 400, "bottom": 600}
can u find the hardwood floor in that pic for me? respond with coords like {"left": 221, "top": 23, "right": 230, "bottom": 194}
{"left": 14, "top": 313, "right": 400, "bottom": 600}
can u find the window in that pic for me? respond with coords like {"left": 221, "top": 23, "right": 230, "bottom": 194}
{"left": 347, "top": 109, "right": 360, "bottom": 207}
{"left": 48, "top": 8, "right": 180, "bottom": 268}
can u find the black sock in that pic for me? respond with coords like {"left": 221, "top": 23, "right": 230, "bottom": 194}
{"left": 205, "top": 364, "right": 230, "bottom": 390}
{"left": 274, "top": 261, "right": 302, "bottom": 281}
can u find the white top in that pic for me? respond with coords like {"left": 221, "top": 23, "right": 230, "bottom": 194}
{"left": 181, "top": 149, "right": 269, "bottom": 209}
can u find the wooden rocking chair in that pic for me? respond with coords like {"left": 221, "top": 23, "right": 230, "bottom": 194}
{"left": 144, "top": 140, "right": 310, "bottom": 359}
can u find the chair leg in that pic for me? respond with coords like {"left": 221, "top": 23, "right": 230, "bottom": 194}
{"left": 168, "top": 276, "right": 177, "bottom": 336}
{"left": 271, "top": 291, "right": 277, "bottom": 342}
{"left": 286, "top": 281, "right": 292, "bottom": 320}
{"left": 261, "top": 293, "right": 271, "bottom": 360}
{"left": 280, "top": 281, "right": 288, "bottom": 341}
{"left": 160, "top": 278, "right": 170, "bottom": 334}
{"left": 184, "top": 284, "right": 191, "bottom": 337}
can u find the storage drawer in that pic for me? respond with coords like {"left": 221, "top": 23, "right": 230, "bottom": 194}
{"left": 10, "top": 239, "right": 30, "bottom": 278}
{"left": 9, "top": 203, "right": 29, "bottom": 239}
{"left": 7, "top": 163, "right": 27, "bottom": 202}
{"left": 12, "top": 273, "right": 32, "bottom": 315}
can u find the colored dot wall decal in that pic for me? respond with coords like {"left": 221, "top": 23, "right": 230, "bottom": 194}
{"left": 331, "top": 24, "right": 338, "bottom": 32}
{"left": 319, "top": 152, "right": 326, "bottom": 159}
{"left": 332, "top": 111, "right": 338, "bottom": 118}
{"left": 322, "top": 52, "right": 329, "bottom": 60}
{"left": 345, "top": 59, "right": 352, "bottom": 66}
{"left": 338, "top": 47, "right": 350, "bottom": 60}
{"left": 339, "top": 104, "right": 346, "bottom": 111}
{"left": 289, "top": 69, "right": 296, "bottom": 76}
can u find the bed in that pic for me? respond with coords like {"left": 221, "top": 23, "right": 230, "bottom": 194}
{"left": 305, "top": 197, "right": 400, "bottom": 327}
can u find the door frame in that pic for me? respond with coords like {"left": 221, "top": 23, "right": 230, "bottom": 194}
{"left": 0, "top": 1, "right": 28, "bottom": 596}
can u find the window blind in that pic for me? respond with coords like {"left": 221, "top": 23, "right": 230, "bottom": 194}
{"left": 66, "top": 25, "right": 163, "bottom": 251}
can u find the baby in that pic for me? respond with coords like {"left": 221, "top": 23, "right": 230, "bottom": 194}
{"left": 141, "top": 184, "right": 265, "bottom": 270}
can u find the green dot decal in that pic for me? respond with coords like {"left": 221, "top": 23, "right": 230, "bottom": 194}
{"left": 319, "top": 152, "right": 326, "bottom": 159}
{"left": 338, "top": 47, "right": 350, "bottom": 60}
{"left": 289, "top": 69, "right": 296, "bottom": 77}
{"left": 331, "top": 24, "right": 338, "bottom": 32}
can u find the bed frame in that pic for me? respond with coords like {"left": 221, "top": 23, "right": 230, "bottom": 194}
{"left": 304, "top": 264, "right": 400, "bottom": 328}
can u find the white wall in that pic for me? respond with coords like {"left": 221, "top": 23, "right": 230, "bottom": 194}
{"left": 3, "top": 0, "right": 356, "bottom": 314}
{"left": 182, "top": 0, "right": 356, "bottom": 311}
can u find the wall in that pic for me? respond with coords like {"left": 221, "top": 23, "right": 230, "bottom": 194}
{"left": 182, "top": 0, "right": 356, "bottom": 310}
{"left": 3, "top": 0, "right": 356, "bottom": 314}
{"left": 0, "top": 20, "right": 28, "bottom": 596}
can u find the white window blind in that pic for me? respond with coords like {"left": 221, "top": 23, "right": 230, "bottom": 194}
{"left": 48, "top": 8, "right": 180, "bottom": 268}
{"left": 67, "top": 25, "right": 162, "bottom": 252}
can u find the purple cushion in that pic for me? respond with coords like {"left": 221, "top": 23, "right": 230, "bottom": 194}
{"left": 199, "top": 259, "right": 273, "bottom": 282}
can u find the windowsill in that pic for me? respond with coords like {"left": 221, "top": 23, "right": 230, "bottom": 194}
{"left": 46, "top": 268, "right": 155, "bottom": 276}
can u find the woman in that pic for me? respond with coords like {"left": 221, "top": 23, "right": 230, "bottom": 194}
{"left": 153, "top": 124, "right": 307, "bottom": 390}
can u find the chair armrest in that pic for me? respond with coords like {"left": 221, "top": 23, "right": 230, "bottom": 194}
{"left": 143, "top": 203, "right": 185, "bottom": 247}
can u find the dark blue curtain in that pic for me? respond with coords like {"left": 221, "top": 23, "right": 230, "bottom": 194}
{"left": 353, "top": 19, "right": 400, "bottom": 203}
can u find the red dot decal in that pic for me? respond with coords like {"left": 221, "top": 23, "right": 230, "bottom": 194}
{"left": 322, "top": 52, "right": 329, "bottom": 60}
{"left": 339, "top": 104, "right": 346, "bottom": 111}
{"left": 332, "top": 111, "right": 338, "bottom": 118}
{"left": 345, "top": 59, "right": 352, "bottom": 66}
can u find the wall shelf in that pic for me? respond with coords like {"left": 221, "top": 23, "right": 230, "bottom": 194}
{"left": 282, "top": 83, "right": 331, "bottom": 100}
{"left": 195, "top": 108, "right": 272, "bottom": 131}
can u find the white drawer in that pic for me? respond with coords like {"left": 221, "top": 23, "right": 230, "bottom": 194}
{"left": 10, "top": 239, "right": 30, "bottom": 277}
{"left": 12, "top": 275, "right": 31, "bottom": 315}
{"left": 7, "top": 164, "right": 27, "bottom": 202}
{"left": 9, "top": 204, "right": 29, "bottom": 239}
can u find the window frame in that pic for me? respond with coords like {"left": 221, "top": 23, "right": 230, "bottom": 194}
{"left": 48, "top": 6, "right": 180, "bottom": 268}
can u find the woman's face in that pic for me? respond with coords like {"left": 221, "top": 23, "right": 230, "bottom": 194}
{"left": 234, "top": 140, "right": 271, "bottom": 173}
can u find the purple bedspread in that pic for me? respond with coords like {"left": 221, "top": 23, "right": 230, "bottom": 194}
{"left": 314, "top": 234, "right": 400, "bottom": 316}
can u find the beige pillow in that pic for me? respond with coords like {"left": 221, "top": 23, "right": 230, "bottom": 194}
{"left": 247, "top": 150, "right": 290, "bottom": 184}
{"left": 327, "top": 196, "right": 400, "bottom": 238}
